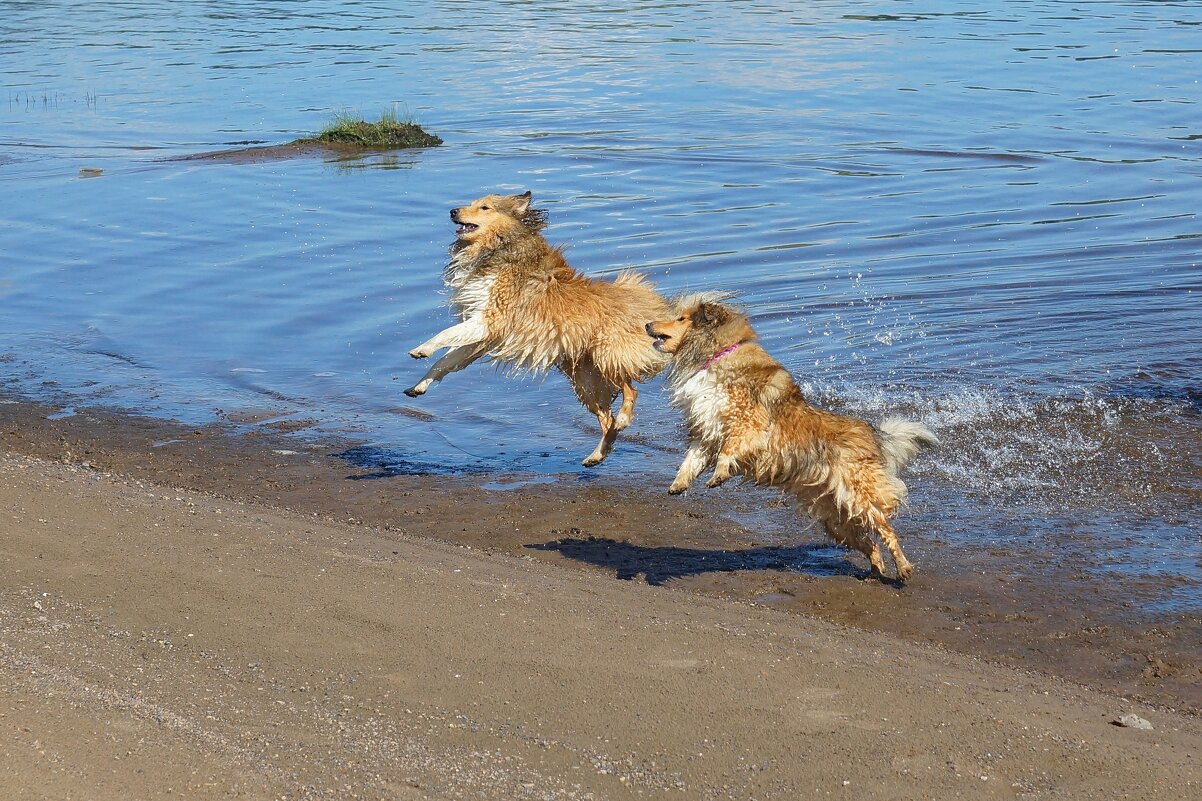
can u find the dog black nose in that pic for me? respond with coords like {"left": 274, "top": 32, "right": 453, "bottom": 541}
{"left": 450, "top": 208, "right": 460, "bottom": 222}
{"left": 644, "top": 322, "right": 655, "bottom": 335}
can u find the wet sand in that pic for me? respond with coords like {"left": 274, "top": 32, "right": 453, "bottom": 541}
{"left": 3, "top": 451, "right": 1200, "bottom": 799}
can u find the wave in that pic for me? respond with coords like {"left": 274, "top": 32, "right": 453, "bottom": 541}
{"left": 796, "top": 381, "right": 1200, "bottom": 514}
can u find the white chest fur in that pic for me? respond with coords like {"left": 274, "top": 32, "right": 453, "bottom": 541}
{"left": 450, "top": 274, "right": 496, "bottom": 320}
{"left": 672, "top": 369, "right": 728, "bottom": 445}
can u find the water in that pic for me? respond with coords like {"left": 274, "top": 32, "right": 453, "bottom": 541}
{"left": 2, "top": 1, "right": 1199, "bottom": 607}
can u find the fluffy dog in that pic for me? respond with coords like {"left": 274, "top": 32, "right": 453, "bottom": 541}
{"left": 646, "top": 297, "right": 937, "bottom": 581}
{"left": 405, "top": 191, "right": 669, "bottom": 466}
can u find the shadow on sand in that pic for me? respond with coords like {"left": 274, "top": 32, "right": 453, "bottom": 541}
{"left": 527, "top": 533, "right": 885, "bottom": 586}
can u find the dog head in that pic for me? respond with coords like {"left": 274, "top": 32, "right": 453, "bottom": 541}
{"left": 449, "top": 191, "right": 548, "bottom": 244}
{"left": 645, "top": 293, "right": 742, "bottom": 355}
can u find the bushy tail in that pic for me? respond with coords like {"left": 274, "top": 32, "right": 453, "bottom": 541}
{"left": 613, "top": 270, "right": 651, "bottom": 288}
{"left": 876, "top": 416, "right": 939, "bottom": 476}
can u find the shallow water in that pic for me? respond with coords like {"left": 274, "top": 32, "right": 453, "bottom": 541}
{"left": 2, "top": 2, "right": 1199, "bottom": 608}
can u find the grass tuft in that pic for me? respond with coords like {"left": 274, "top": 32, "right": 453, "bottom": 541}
{"left": 301, "top": 106, "right": 442, "bottom": 149}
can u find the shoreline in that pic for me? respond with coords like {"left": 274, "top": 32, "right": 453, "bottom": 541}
{"left": 1, "top": 394, "right": 1199, "bottom": 719}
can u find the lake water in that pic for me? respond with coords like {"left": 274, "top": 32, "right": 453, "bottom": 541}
{"left": 2, "top": 2, "right": 1199, "bottom": 608}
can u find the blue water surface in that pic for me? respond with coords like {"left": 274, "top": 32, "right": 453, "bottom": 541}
{"left": 2, "top": 1, "right": 1200, "bottom": 606}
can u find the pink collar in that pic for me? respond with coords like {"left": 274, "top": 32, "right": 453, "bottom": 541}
{"left": 702, "top": 342, "right": 741, "bottom": 370}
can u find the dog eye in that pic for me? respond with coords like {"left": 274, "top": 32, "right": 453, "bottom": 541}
{"left": 480, "top": 205, "right": 490, "bottom": 211}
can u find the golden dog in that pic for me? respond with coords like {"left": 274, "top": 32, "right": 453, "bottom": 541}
{"left": 405, "top": 191, "right": 669, "bottom": 466}
{"left": 646, "top": 297, "right": 937, "bottom": 581}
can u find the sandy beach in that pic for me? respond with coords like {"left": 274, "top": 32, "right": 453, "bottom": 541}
{"left": 2, "top": 403, "right": 1200, "bottom": 799}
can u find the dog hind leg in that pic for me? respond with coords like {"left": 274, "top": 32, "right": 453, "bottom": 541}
{"left": 613, "top": 381, "right": 638, "bottom": 431}
{"left": 822, "top": 516, "right": 888, "bottom": 580}
{"left": 582, "top": 408, "right": 619, "bottom": 467}
{"left": 561, "top": 359, "right": 621, "bottom": 467}
{"left": 868, "top": 512, "right": 914, "bottom": 582}
{"left": 404, "top": 342, "right": 488, "bottom": 397}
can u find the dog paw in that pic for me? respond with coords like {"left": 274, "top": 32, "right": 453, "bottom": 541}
{"left": 403, "top": 386, "right": 423, "bottom": 398}
{"left": 704, "top": 475, "right": 728, "bottom": 489}
{"left": 667, "top": 484, "right": 687, "bottom": 495}
{"left": 896, "top": 562, "right": 915, "bottom": 582}
{"left": 581, "top": 454, "right": 604, "bottom": 467}
{"left": 409, "top": 348, "right": 430, "bottom": 360}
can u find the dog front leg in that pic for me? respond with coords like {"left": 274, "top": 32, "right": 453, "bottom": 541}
{"left": 706, "top": 438, "right": 750, "bottom": 488}
{"left": 404, "top": 342, "right": 488, "bottom": 397}
{"left": 706, "top": 431, "right": 757, "bottom": 488}
{"left": 669, "top": 443, "right": 712, "bottom": 495}
{"left": 705, "top": 454, "right": 738, "bottom": 488}
{"left": 409, "top": 316, "right": 487, "bottom": 359}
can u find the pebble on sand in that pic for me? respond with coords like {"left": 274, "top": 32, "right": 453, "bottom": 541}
{"left": 1112, "top": 714, "right": 1154, "bottom": 730}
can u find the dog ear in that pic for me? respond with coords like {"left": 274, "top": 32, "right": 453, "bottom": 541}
{"left": 512, "top": 191, "right": 533, "bottom": 215}
{"left": 700, "top": 302, "right": 734, "bottom": 327}
{"left": 694, "top": 303, "right": 721, "bottom": 327}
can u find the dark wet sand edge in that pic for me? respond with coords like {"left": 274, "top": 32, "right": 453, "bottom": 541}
{"left": 1, "top": 394, "right": 1198, "bottom": 714}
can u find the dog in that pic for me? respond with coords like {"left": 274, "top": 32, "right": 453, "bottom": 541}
{"left": 646, "top": 297, "right": 937, "bottom": 581}
{"left": 404, "top": 191, "right": 669, "bottom": 466}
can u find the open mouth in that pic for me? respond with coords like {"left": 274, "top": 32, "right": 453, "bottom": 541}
{"left": 456, "top": 223, "right": 478, "bottom": 236}
{"left": 645, "top": 323, "right": 669, "bottom": 350}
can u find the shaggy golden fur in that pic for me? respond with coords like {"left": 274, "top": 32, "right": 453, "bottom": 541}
{"left": 405, "top": 191, "right": 669, "bottom": 466}
{"left": 647, "top": 298, "right": 938, "bottom": 581}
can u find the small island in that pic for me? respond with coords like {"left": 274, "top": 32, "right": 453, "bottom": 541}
{"left": 176, "top": 109, "right": 442, "bottom": 163}
{"left": 298, "top": 109, "right": 443, "bottom": 149}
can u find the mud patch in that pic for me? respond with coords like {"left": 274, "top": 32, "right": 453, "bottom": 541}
{"left": 171, "top": 141, "right": 369, "bottom": 164}
{"left": 170, "top": 121, "right": 442, "bottom": 165}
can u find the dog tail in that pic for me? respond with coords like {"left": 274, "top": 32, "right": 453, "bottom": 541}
{"left": 614, "top": 270, "right": 652, "bottom": 288}
{"left": 875, "top": 416, "right": 939, "bottom": 476}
